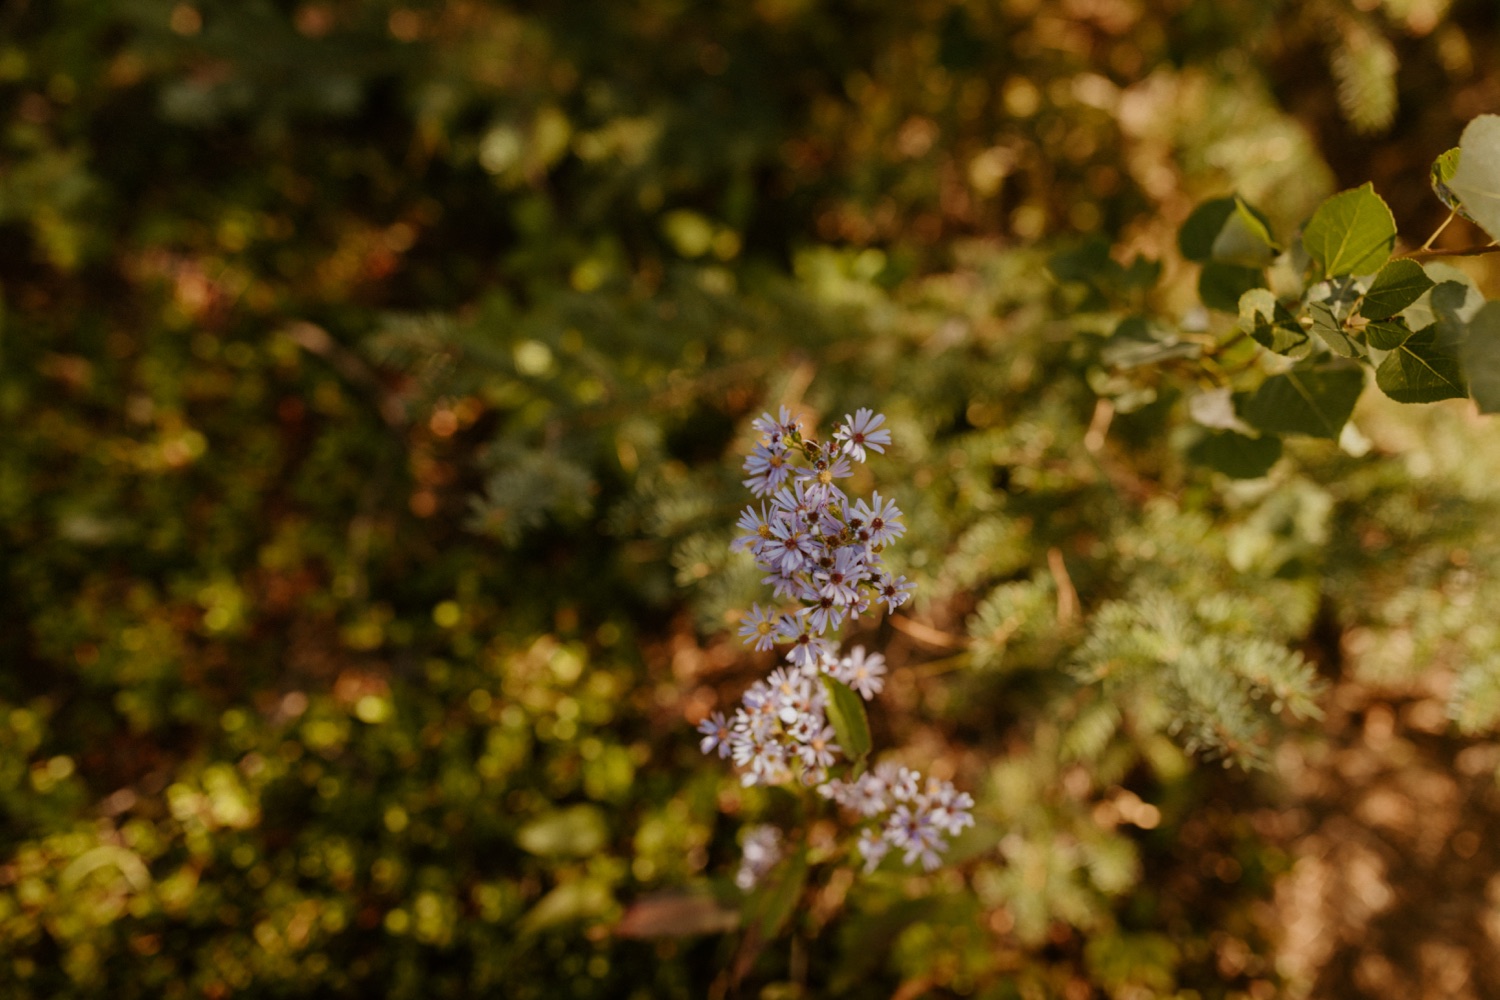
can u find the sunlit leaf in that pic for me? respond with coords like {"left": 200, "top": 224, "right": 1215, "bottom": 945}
{"left": 1461, "top": 302, "right": 1500, "bottom": 413}
{"left": 1447, "top": 115, "right": 1500, "bottom": 243}
{"left": 1240, "top": 364, "right": 1364, "bottom": 439}
{"left": 821, "top": 674, "right": 870, "bottom": 760}
{"left": 1360, "top": 259, "right": 1434, "bottom": 321}
{"left": 1302, "top": 183, "right": 1396, "bottom": 277}
{"left": 1375, "top": 325, "right": 1466, "bottom": 403}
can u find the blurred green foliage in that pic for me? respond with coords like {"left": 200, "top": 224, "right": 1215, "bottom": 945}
{"left": 5, "top": 0, "right": 1500, "bottom": 997}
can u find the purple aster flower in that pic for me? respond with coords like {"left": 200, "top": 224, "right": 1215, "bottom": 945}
{"left": 875, "top": 572, "right": 916, "bottom": 613}
{"left": 850, "top": 771, "right": 892, "bottom": 817}
{"left": 752, "top": 407, "right": 798, "bottom": 442}
{"left": 769, "top": 479, "right": 816, "bottom": 529}
{"left": 736, "top": 604, "right": 781, "bottom": 652}
{"left": 797, "top": 453, "right": 853, "bottom": 505}
{"left": 834, "top": 408, "right": 892, "bottom": 463}
{"left": 886, "top": 804, "right": 944, "bottom": 870}
{"left": 735, "top": 824, "right": 783, "bottom": 890}
{"left": 851, "top": 492, "right": 905, "bottom": 549}
{"left": 922, "top": 781, "right": 975, "bottom": 838}
{"left": 743, "top": 441, "right": 793, "bottom": 497}
{"left": 761, "top": 570, "right": 815, "bottom": 602}
{"left": 806, "top": 594, "right": 846, "bottom": 636}
{"left": 797, "top": 724, "right": 841, "bottom": 771}
{"left": 767, "top": 519, "right": 817, "bottom": 575}
{"left": 815, "top": 546, "right": 868, "bottom": 606}
{"left": 697, "top": 711, "right": 732, "bottom": 758}
{"left": 888, "top": 766, "right": 921, "bottom": 803}
{"left": 731, "top": 503, "right": 773, "bottom": 555}
{"left": 857, "top": 827, "right": 890, "bottom": 873}
{"left": 777, "top": 615, "right": 833, "bottom": 672}
{"left": 839, "top": 646, "right": 887, "bottom": 700}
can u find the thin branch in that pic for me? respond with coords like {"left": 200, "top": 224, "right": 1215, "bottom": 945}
{"left": 1399, "top": 241, "right": 1500, "bottom": 262}
{"left": 1419, "top": 208, "right": 1457, "bottom": 251}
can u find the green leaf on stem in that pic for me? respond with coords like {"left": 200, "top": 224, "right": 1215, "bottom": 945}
{"left": 1365, "top": 318, "right": 1412, "bottom": 350}
{"left": 1431, "top": 147, "right": 1468, "bottom": 220}
{"left": 1463, "top": 302, "right": 1500, "bottom": 413}
{"left": 1308, "top": 301, "right": 1360, "bottom": 357}
{"left": 1180, "top": 196, "right": 1276, "bottom": 265}
{"left": 1447, "top": 115, "right": 1500, "bottom": 243}
{"left": 1375, "top": 324, "right": 1466, "bottom": 403}
{"left": 1240, "top": 364, "right": 1364, "bottom": 439}
{"left": 1187, "top": 430, "right": 1282, "bottom": 479}
{"left": 1238, "top": 288, "right": 1308, "bottom": 356}
{"left": 745, "top": 845, "right": 808, "bottom": 941}
{"left": 1199, "top": 262, "right": 1265, "bottom": 313}
{"left": 1302, "top": 183, "right": 1397, "bottom": 277}
{"left": 1361, "top": 259, "right": 1434, "bottom": 320}
{"left": 821, "top": 674, "right": 871, "bottom": 760}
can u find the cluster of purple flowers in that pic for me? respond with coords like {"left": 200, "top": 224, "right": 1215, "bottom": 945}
{"left": 696, "top": 647, "right": 888, "bottom": 788}
{"left": 699, "top": 407, "right": 974, "bottom": 885}
{"left": 731, "top": 406, "right": 914, "bottom": 672}
{"left": 821, "top": 764, "right": 975, "bottom": 872}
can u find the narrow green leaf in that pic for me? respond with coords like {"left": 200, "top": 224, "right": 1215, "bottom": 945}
{"left": 1361, "top": 259, "right": 1434, "bottom": 320}
{"left": 1448, "top": 115, "right": 1500, "bottom": 243}
{"left": 1375, "top": 324, "right": 1467, "bottom": 403}
{"left": 1463, "top": 302, "right": 1500, "bottom": 413}
{"left": 746, "top": 846, "right": 808, "bottom": 941}
{"left": 1240, "top": 364, "right": 1364, "bottom": 439}
{"left": 1365, "top": 318, "right": 1412, "bottom": 350}
{"left": 821, "top": 675, "right": 871, "bottom": 760}
{"left": 1302, "top": 183, "right": 1397, "bottom": 277}
{"left": 1199, "top": 262, "right": 1265, "bottom": 313}
{"left": 1187, "top": 430, "right": 1282, "bottom": 479}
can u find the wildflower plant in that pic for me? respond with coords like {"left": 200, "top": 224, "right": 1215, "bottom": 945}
{"left": 700, "top": 407, "right": 973, "bottom": 885}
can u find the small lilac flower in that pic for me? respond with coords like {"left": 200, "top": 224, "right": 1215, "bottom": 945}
{"left": 752, "top": 407, "right": 798, "bottom": 442}
{"left": 732, "top": 503, "right": 773, "bottom": 555}
{"left": 924, "top": 782, "right": 976, "bottom": 837}
{"left": 852, "top": 492, "right": 905, "bottom": 548}
{"left": 875, "top": 572, "right": 916, "bottom": 613}
{"left": 797, "top": 453, "right": 853, "bottom": 505}
{"left": 797, "top": 723, "right": 841, "bottom": 771}
{"left": 779, "top": 617, "right": 833, "bottom": 673}
{"left": 698, "top": 712, "right": 732, "bottom": 758}
{"left": 839, "top": 646, "right": 887, "bottom": 700}
{"left": 834, "top": 408, "right": 892, "bottom": 463}
{"left": 765, "top": 667, "right": 807, "bottom": 724}
{"left": 889, "top": 766, "right": 921, "bottom": 803}
{"left": 736, "top": 824, "right": 784, "bottom": 890}
{"left": 737, "top": 604, "right": 781, "bottom": 652}
{"left": 849, "top": 771, "right": 892, "bottom": 817}
{"left": 886, "top": 804, "right": 944, "bottom": 870}
{"left": 743, "top": 441, "right": 793, "bottom": 496}
{"left": 857, "top": 827, "right": 890, "bottom": 873}
{"left": 806, "top": 594, "right": 845, "bottom": 636}
{"left": 761, "top": 571, "right": 813, "bottom": 602}
{"left": 768, "top": 519, "right": 817, "bottom": 575}
{"left": 815, "top": 546, "right": 868, "bottom": 606}
{"left": 769, "top": 479, "right": 816, "bottom": 528}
